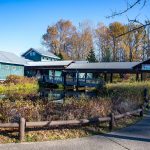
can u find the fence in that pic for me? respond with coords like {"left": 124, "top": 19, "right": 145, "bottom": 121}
{"left": 0, "top": 89, "right": 149, "bottom": 142}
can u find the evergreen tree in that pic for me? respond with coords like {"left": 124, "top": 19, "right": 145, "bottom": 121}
{"left": 55, "top": 52, "right": 64, "bottom": 60}
{"left": 87, "top": 48, "right": 97, "bottom": 62}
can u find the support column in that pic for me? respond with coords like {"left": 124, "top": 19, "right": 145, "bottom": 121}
{"left": 136, "top": 72, "right": 139, "bottom": 81}
{"left": 141, "top": 72, "right": 143, "bottom": 81}
{"left": 63, "top": 71, "right": 66, "bottom": 90}
{"left": 85, "top": 72, "right": 87, "bottom": 83}
{"left": 110, "top": 73, "right": 113, "bottom": 83}
{"left": 76, "top": 71, "right": 79, "bottom": 91}
{"left": 104, "top": 73, "right": 107, "bottom": 82}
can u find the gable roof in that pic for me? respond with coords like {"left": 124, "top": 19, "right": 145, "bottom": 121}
{"left": 22, "top": 48, "right": 60, "bottom": 59}
{"left": 132, "top": 58, "right": 150, "bottom": 69}
{"left": 26, "top": 60, "right": 73, "bottom": 67}
{"left": 67, "top": 62, "right": 140, "bottom": 70}
{"left": 0, "top": 51, "right": 26, "bottom": 65}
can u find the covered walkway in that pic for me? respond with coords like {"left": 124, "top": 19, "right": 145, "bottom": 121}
{"left": 25, "top": 59, "right": 150, "bottom": 88}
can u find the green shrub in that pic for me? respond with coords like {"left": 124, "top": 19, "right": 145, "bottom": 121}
{"left": 0, "top": 75, "right": 39, "bottom": 94}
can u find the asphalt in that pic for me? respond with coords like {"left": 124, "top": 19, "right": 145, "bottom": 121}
{"left": 0, "top": 112, "right": 150, "bottom": 150}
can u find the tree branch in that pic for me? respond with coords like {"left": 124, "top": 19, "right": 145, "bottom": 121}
{"left": 115, "top": 22, "right": 150, "bottom": 38}
{"left": 106, "top": 0, "right": 147, "bottom": 18}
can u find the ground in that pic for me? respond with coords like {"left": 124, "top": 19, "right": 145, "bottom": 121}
{"left": 0, "top": 111, "right": 150, "bottom": 150}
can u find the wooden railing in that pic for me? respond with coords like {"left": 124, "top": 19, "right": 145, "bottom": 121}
{"left": 0, "top": 101, "right": 149, "bottom": 142}
{"left": 41, "top": 75, "right": 103, "bottom": 87}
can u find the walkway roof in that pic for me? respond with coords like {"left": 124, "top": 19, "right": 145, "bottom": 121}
{"left": 66, "top": 62, "right": 140, "bottom": 70}
{"left": 26, "top": 60, "right": 73, "bottom": 67}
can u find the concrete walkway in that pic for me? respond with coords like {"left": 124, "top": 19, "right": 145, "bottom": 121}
{"left": 1, "top": 112, "right": 150, "bottom": 150}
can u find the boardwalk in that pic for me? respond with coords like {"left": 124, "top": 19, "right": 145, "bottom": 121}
{"left": 1, "top": 111, "right": 150, "bottom": 150}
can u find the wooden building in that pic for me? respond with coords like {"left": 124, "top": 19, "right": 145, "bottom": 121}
{"left": 22, "top": 48, "right": 60, "bottom": 62}
{"left": 0, "top": 51, "right": 25, "bottom": 80}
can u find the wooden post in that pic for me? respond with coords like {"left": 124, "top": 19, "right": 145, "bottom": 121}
{"left": 136, "top": 73, "right": 139, "bottom": 81}
{"left": 140, "top": 106, "right": 144, "bottom": 117}
{"left": 143, "top": 88, "right": 147, "bottom": 102}
{"left": 85, "top": 86, "right": 88, "bottom": 92}
{"left": 104, "top": 73, "right": 107, "bottom": 82}
{"left": 109, "top": 113, "right": 115, "bottom": 131}
{"left": 63, "top": 72, "right": 67, "bottom": 90}
{"left": 85, "top": 72, "right": 87, "bottom": 83}
{"left": 141, "top": 72, "right": 143, "bottom": 81}
{"left": 73, "top": 85, "right": 76, "bottom": 91}
{"left": 76, "top": 71, "right": 79, "bottom": 91}
{"left": 19, "top": 118, "right": 25, "bottom": 142}
{"left": 110, "top": 73, "right": 113, "bottom": 83}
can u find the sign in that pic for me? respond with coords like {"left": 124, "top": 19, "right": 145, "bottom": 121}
{"left": 142, "top": 64, "right": 150, "bottom": 70}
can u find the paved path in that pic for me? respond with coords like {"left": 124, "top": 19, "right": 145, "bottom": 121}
{"left": 0, "top": 112, "right": 150, "bottom": 150}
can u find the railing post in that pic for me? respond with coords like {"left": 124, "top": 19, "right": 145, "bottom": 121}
{"left": 19, "top": 118, "right": 25, "bottom": 142}
{"left": 143, "top": 88, "right": 147, "bottom": 102}
{"left": 140, "top": 106, "right": 144, "bottom": 117}
{"left": 109, "top": 113, "right": 115, "bottom": 131}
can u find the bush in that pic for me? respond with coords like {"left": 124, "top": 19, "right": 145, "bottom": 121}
{"left": 0, "top": 75, "right": 39, "bottom": 94}
{"left": 94, "top": 81, "right": 150, "bottom": 113}
{"left": 0, "top": 99, "right": 42, "bottom": 122}
{"left": 4, "top": 75, "right": 37, "bottom": 85}
{"left": 0, "top": 97, "right": 112, "bottom": 123}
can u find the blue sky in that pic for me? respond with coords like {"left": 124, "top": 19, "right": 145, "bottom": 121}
{"left": 0, "top": 0, "right": 149, "bottom": 55}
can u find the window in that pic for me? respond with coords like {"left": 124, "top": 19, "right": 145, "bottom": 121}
{"left": 30, "top": 52, "right": 33, "bottom": 56}
{"left": 12, "top": 66, "right": 16, "bottom": 70}
{"left": 30, "top": 51, "right": 36, "bottom": 57}
{"left": 32, "top": 52, "right": 35, "bottom": 56}
{"left": 5, "top": 65, "right": 9, "bottom": 70}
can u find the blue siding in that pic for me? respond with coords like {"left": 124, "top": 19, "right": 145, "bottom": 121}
{"left": 23, "top": 50, "right": 42, "bottom": 61}
{"left": 23, "top": 49, "right": 59, "bottom": 62}
{"left": 0, "top": 63, "right": 24, "bottom": 80}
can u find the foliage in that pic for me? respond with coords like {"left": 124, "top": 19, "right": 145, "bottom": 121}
{"left": 0, "top": 96, "right": 112, "bottom": 123}
{"left": 55, "top": 52, "right": 64, "bottom": 60}
{"left": 98, "top": 81, "right": 150, "bottom": 113}
{"left": 4, "top": 75, "right": 37, "bottom": 85}
{"left": 0, "top": 100, "right": 42, "bottom": 122}
{"left": 86, "top": 48, "right": 97, "bottom": 62}
{"left": 43, "top": 19, "right": 93, "bottom": 60}
{"left": 0, "top": 75, "right": 39, "bottom": 94}
{"left": 43, "top": 19, "right": 149, "bottom": 62}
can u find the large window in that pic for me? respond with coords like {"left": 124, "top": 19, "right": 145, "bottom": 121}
{"left": 142, "top": 64, "right": 150, "bottom": 70}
